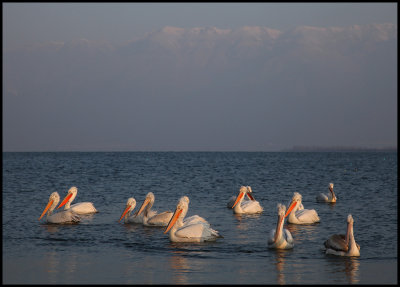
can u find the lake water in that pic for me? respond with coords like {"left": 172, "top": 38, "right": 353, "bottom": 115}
{"left": 2, "top": 152, "right": 397, "bottom": 284}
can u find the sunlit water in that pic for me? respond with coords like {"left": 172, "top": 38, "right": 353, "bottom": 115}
{"left": 3, "top": 152, "right": 397, "bottom": 284}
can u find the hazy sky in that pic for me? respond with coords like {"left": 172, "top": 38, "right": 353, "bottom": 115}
{"left": 4, "top": 3, "right": 396, "bottom": 50}
{"left": 2, "top": 3, "right": 398, "bottom": 151}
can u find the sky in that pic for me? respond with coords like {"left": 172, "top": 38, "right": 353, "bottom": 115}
{"left": 2, "top": 3, "right": 398, "bottom": 151}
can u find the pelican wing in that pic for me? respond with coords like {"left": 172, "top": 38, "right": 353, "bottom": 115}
{"left": 176, "top": 223, "right": 220, "bottom": 240}
{"left": 241, "top": 200, "right": 263, "bottom": 214}
{"left": 295, "top": 209, "right": 320, "bottom": 223}
{"left": 147, "top": 211, "right": 173, "bottom": 226}
{"left": 48, "top": 210, "right": 80, "bottom": 224}
{"left": 70, "top": 202, "right": 97, "bottom": 214}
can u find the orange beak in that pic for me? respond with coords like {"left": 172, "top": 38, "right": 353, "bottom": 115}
{"left": 232, "top": 192, "right": 245, "bottom": 208}
{"left": 135, "top": 198, "right": 150, "bottom": 217}
{"left": 57, "top": 193, "right": 73, "bottom": 209}
{"left": 39, "top": 200, "right": 53, "bottom": 220}
{"left": 247, "top": 193, "right": 255, "bottom": 201}
{"left": 285, "top": 201, "right": 297, "bottom": 218}
{"left": 119, "top": 205, "right": 132, "bottom": 222}
{"left": 164, "top": 208, "right": 183, "bottom": 234}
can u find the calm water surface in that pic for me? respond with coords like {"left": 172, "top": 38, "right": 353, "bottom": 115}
{"left": 2, "top": 152, "right": 397, "bottom": 284}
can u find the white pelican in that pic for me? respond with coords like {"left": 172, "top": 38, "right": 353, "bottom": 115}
{"left": 268, "top": 203, "right": 294, "bottom": 249}
{"left": 227, "top": 186, "right": 254, "bottom": 208}
{"left": 57, "top": 186, "right": 98, "bottom": 214}
{"left": 285, "top": 192, "right": 320, "bottom": 224}
{"left": 164, "top": 196, "right": 222, "bottom": 242}
{"left": 39, "top": 192, "right": 80, "bottom": 224}
{"left": 324, "top": 214, "right": 360, "bottom": 257}
{"left": 135, "top": 192, "right": 173, "bottom": 226}
{"left": 316, "top": 183, "right": 337, "bottom": 203}
{"left": 232, "top": 186, "right": 263, "bottom": 214}
{"left": 119, "top": 198, "right": 143, "bottom": 224}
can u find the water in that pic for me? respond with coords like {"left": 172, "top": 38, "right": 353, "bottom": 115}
{"left": 2, "top": 152, "right": 397, "bottom": 284}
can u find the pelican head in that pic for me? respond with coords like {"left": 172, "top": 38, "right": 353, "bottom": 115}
{"left": 232, "top": 186, "right": 249, "bottom": 208}
{"left": 329, "top": 183, "right": 334, "bottom": 190}
{"left": 57, "top": 186, "right": 78, "bottom": 209}
{"left": 164, "top": 196, "right": 189, "bottom": 234}
{"left": 39, "top": 192, "right": 60, "bottom": 220}
{"left": 119, "top": 197, "right": 136, "bottom": 222}
{"left": 135, "top": 192, "right": 155, "bottom": 217}
{"left": 285, "top": 192, "right": 302, "bottom": 217}
{"left": 277, "top": 203, "right": 286, "bottom": 217}
{"left": 246, "top": 186, "right": 255, "bottom": 200}
{"left": 347, "top": 214, "right": 354, "bottom": 224}
{"left": 292, "top": 192, "right": 302, "bottom": 203}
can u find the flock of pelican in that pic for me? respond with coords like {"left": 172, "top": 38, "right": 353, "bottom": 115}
{"left": 38, "top": 183, "right": 360, "bottom": 256}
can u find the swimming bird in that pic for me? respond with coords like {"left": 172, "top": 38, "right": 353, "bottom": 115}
{"left": 135, "top": 192, "right": 173, "bottom": 226}
{"left": 316, "top": 183, "right": 337, "bottom": 203}
{"left": 227, "top": 185, "right": 254, "bottom": 208}
{"left": 39, "top": 192, "right": 80, "bottom": 224}
{"left": 119, "top": 197, "right": 143, "bottom": 224}
{"left": 232, "top": 186, "right": 263, "bottom": 214}
{"left": 164, "top": 196, "right": 221, "bottom": 242}
{"left": 285, "top": 192, "right": 320, "bottom": 224}
{"left": 57, "top": 186, "right": 98, "bottom": 214}
{"left": 268, "top": 203, "right": 294, "bottom": 249}
{"left": 324, "top": 214, "right": 360, "bottom": 257}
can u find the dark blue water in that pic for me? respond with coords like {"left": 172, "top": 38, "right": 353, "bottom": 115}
{"left": 3, "top": 152, "right": 397, "bottom": 284}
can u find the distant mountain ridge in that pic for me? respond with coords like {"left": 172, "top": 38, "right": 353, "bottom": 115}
{"left": 3, "top": 23, "right": 397, "bottom": 151}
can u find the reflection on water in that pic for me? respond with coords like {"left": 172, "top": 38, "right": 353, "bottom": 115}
{"left": 43, "top": 251, "right": 79, "bottom": 284}
{"left": 325, "top": 256, "right": 360, "bottom": 284}
{"left": 273, "top": 249, "right": 288, "bottom": 285}
{"left": 168, "top": 250, "right": 191, "bottom": 284}
{"left": 344, "top": 257, "right": 360, "bottom": 284}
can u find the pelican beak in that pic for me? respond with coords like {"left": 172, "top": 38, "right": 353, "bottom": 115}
{"left": 274, "top": 216, "right": 284, "bottom": 242}
{"left": 247, "top": 192, "right": 255, "bottom": 201}
{"left": 164, "top": 207, "right": 183, "bottom": 234}
{"left": 285, "top": 201, "right": 297, "bottom": 218}
{"left": 39, "top": 200, "right": 53, "bottom": 220}
{"left": 119, "top": 204, "right": 132, "bottom": 222}
{"left": 135, "top": 198, "right": 150, "bottom": 217}
{"left": 345, "top": 221, "right": 351, "bottom": 247}
{"left": 57, "top": 193, "right": 73, "bottom": 209}
{"left": 232, "top": 192, "right": 245, "bottom": 208}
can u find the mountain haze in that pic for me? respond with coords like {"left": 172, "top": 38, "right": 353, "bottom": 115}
{"left": 3, "top": 24, "right": 397, "bottom": 151}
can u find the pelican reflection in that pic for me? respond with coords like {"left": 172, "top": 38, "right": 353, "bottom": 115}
{"left": 168, "top": 250, "right": 191, "bottom": 284}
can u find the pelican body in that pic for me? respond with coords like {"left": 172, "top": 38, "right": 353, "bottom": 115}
{"left": 164, "top": 196, "right": 221, "bottom": 242}
{"left": 325, "top": 214, "right": 360, "bottom": 257}
{"left": 316, "top": 183, "right": 337, "bottom": 203}
{"left": 268, "top": 203, "right": 294, "bottom": 249}
{"left": 232, "top": 186, "right": 263, "bottom": 214}
{"left": 119, "top": 198, "right": 143, "bottom": 224}
{"left": 57, "top": 186, "right": 98, "bottom": 214}
{"left": 135, "top": 192, "right": 173, "bottom": 226}
{"left": 286, "top": 192, "right": 320, "bottom": 224}
{"left": 39, "top": 192, "right": 80, "bottom": 224}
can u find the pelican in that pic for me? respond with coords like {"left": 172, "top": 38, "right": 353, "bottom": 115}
{"left": 268, "top": 203, "right": 294, "bottom": 249}
{"left": 232, "top": 186, "right": 263, "bottom": 214}
{"left": 119, "top": 198, "right": 143, "bottom": 224}
{"left": 324, "top": 214, "right": 360, "bottom": 257}
{"left": 164, "top": 196, "right": 222, "bottom": 242}
{"left": 227, "top": 186, "right": 254, "bottom": 208}
{"left": 285, "top": 192, "right": 320, "bottom": 224}
{"left": 57, "top": 186, "right": 98, "bottom": 214}
{"left": 39, "top": 192, "right": 80, "bottom": 224}
{"left": 135, "top": 192, "right": 173, "bottom": 226}
{"left": 316, "top": 183, "right": 337, "bottom": 203}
